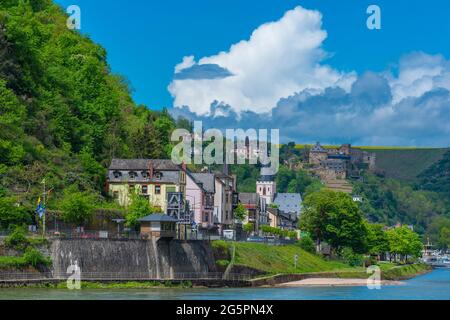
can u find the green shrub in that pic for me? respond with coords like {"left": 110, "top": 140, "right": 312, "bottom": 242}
{"left": 364, "top": 256, "right": 378, "bottom": 267}
{"left": 341, "top": 247, "right": 364, "bottom": 267}
{"left": 212, "top": 241, "right": 231, "bottom": 260}
{"left": 298, "top": 236, "right": 316, "bottom": 254}
{"left": 23, "top": 247, "right": 51, "bottom": 268}
{"left": 4, "top": 227, "right": 29, "bottom": 250}
{"left": 28, "top": 236, "right": 49, "bottom": 247}
{"left": 243, "top": 223, "right": 254, "bottom": 233}
{"left": 0, "top": 256, "right": 27, "bottom": 269}
{"left": 288, "top": 231, "right": 298, "bottom": 239}
{"left": 216, "top": 259, "right": 230, "bottom": 268}
{"left": 261, "top": 225, "right": 288, "bottom": 237}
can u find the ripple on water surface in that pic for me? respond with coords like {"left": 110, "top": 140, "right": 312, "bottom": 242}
{"left": 0, "top": 269, "right": 449, "bottom": 300}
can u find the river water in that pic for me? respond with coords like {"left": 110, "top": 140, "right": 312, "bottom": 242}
{"left": 0, "top": 268, "right": 449, "bottom": 300}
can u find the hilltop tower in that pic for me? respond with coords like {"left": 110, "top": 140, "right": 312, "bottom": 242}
{"left": 256, "top": 164, "right": 276, "bottom": 205}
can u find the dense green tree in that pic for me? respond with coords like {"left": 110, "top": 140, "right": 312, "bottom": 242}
{"left": 299, "top": 189, "right": 367, "bottom": 254}
{"left": 125, "top": 192, "right": 157, "bottom": 227}
{"left": 418, "top": 150, "right": 450, "bottom": 198}
{"left": 60, "top": 187, "right": 95, "bottom": 227}
{"left": 233, "top": 203, "right": 248, "bottom": 223}
{"left": 231, "top": 164, "right": 260, "bottom": 192}
{"left": 426, "top": 216, "right": 450, "bottom": 250}
{"left": 439, "top": 227, "right": 450, "bottom": 251}
{"left": 0, "top": 197, "right": 31, "bottom": 230}
{"left": 276, "top": 166, "right": 322, "bottom": 196}
{"left": 353, "top": 172, "right": 447, "bottom": 234}
{"left": 366, "top": 223, "right": 389, "bottom": 258}
{"left": 386, "top": 226, "right": 423, "bottom": 262}
{"left": 0, "top": 1, "right": 179, "bottom": 216}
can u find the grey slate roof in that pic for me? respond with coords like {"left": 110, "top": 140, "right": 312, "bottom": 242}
{"left": 138, "top": 214, "right": 178, "bottom": 222}
{"left": 109, "top": 159, "right": 180, "bottom": 171}
{"left": 190, "top": 173, "right": 215, "bottom": 193}
{"left": 311, "top": 142, "right": 326, "bottom": 152}
{"left": 239, "top": 193, "right": 259, "bottom": 205}
{"left": 108, "top": 159, "right": 181, "bottom": 183}
{"left": 273, "top": 193, "right": 302, "bottom": 216}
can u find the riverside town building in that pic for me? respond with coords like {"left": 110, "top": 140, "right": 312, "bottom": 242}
{"left": 106, "top": 158, "right": 302, "bottom": 239}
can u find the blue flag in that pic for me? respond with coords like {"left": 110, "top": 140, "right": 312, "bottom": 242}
{"left": 36, "top": 198, "right": 46, "bottom": 218}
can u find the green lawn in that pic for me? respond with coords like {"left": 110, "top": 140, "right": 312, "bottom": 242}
{"left": 213, "top": 242, "right": 430, "bottom": 281}
{"left": 382, "top": 263, "right": 431, "bottom": 280}
{"left": 215, "top": 241, "right": 355, "bottom": 274}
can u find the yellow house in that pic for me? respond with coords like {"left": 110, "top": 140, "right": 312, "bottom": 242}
{"left": 107, "top": 159, "right": 186, "bottom": 213}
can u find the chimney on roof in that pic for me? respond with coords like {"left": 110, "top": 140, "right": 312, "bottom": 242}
{"left": 148, "top": 161, "right": 154, "bottom": 179}
{"left": 181, "top": 161, "right": 187, "bottom": 172}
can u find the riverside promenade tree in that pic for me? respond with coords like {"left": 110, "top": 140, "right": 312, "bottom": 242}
{"left": 299, "top": 189, "right": 367, "bottom": 254}
{"left": 366, "top": 223, "right": 390, "bottom": 260}
{"left": 387, "top": 226, "right": 423, "bottom": 262}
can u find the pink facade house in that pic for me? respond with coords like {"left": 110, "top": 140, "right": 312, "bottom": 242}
{"left": 185, "top": 172, "right": 215, "bottom": 231}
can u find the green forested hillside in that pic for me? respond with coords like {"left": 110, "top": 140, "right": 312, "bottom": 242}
{"left": 418, "top": 150, "right": 450, "bottom": 198}
{"left": 0, "top": 0, "right": 177, "bottom": 227}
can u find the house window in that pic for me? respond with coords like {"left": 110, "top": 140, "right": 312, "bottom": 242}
{"left": 155, "top": 185, "right": 161, "bottom": 195}
{"left": 113, "top": 171, "right": 122, "bottom": 179}
{"left": 129, "top": 185, "right": 135, "bottom": 194}
{"left": 154, "top": 172, "right": 162, "bottom": 180}
{"left": 204, "top": 212, "right": 209, "bottom": 222}
{"left": 142, "top": 185, "right": 148, "bottom": 194}
{"left": 129, "top": 171, "right": 137, "bottom": 180}
{"left": 113, "top": 191, "right": 119, "bottom": 199}
{"left": 141, "top": 171, "right": 149, "bottom": 179}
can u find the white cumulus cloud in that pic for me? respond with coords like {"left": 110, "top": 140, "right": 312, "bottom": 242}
{"left": 389, "top": 52, "right": 450, "bottom": 104}
{"left": 174, "top": 55, "right": 195, "bottom": 73}
{"left": 169, "top": 6, "right": 356, "bottom": 115}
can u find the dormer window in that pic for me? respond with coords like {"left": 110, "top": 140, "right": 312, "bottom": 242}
{"left": 141, "top": 171, "right": 150, "bottom": 179}
{"left": 154, "top": 172, "right": 163, "bottom": 180}
{"left": 129, "top": 171, "right": 137, "bottom": 180}
{"left": 113, "top": 171, "right": 122, "bottom": 179}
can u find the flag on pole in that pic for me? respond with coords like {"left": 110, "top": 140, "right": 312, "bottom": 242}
{"left": 36, "top": 197, "right": 45, "bottom": 218}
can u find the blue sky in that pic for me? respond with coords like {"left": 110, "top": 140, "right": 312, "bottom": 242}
{"left": 54, "top": 1, "right": 450, "bottom": 146}
{"left": 55, "top": 0, "right": 449, "bottom": 108}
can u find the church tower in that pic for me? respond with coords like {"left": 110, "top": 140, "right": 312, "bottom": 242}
{"left": 256, "top": 165, "right": 276, "bottom": 205}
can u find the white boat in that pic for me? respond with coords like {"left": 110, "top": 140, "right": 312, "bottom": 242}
{"left": 421, "top": 238, "right": 450, "bottom": 267}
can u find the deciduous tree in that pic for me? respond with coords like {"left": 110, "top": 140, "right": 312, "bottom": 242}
{"left": 299, "top": 189, "right": 367, "bottom": 254}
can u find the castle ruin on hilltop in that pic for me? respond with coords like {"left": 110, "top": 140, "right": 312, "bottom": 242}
{"left": 307, "top": 143, "right": 376, "bottom": 189}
